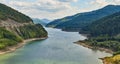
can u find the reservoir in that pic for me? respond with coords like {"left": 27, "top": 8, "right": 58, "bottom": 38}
{"left": 0, "top": 28, "right": 111, "bottom": 64}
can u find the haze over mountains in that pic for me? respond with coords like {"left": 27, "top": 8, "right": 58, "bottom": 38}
{"left": 32, "top": 18, "right": 51, "bottom": 26}
{"left": 46, "top": 5, "right": 120, "bottom": 31}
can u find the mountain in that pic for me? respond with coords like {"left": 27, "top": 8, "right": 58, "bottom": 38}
{"left": 82, "top": 11, "right": 120, "bottom": 37}
{"left": 0, "top": 3, "right": 32, "bottom": 23}
{"left": 78, "top": 11, "right": 120, "bottom": 58}
{"left": 76, "top": 11, "right": 120, "bottom": 64}
{"left": 46, "top": 5, "right": 120, "bottom": 31}
{"left": 41, "top": 19, "right": 51, "bottom": 23}
{"left": 32, "top": 18, "right": 50, "bottom": 25}
{"left": 0, "top": 3, "right": 48, "bottom": 50}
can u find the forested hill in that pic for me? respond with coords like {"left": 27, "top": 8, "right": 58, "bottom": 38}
{"left": 79, "top": 11, "right": 120, "bottom": 58}
{"left": 82, "top": 11, "right": 120, "bottom": 37}
{"left": 0, "top": 3, "right": 32, "bottom": 23}
{"left": 0, "top": 3, "right": 48, "bottom": 50}
{"left": 46, "top": 5, "right": 120, "bottom": 31}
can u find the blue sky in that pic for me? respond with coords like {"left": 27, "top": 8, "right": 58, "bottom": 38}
{"left": 0, "top": 0, "right": 120, "bottom": 20}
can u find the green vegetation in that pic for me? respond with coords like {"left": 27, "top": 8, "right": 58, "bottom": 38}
{"left": 103, "top": 55, "right": 120, "bottom": 64}
{"left": 0, "top": 3, "right": 48, "bottom": 50}
{"left": 80, "top": 11, "right": 120, "bottom": 64}
{"left": 0, "top": 27, "right": 22, "bottom": 49}
{"left": 84, "top": 35, "right": 120, "bottom": 52}
{"left": 81, "top": 11, "right": 120, "bottom": 52}
{"left": 46, "top": 5, "right": 120, "bottom": 31}
{"left": 0, "top": 3, "right": 32, "bottom": 23}
{"left": 0, "top": 24, "right": 48, "bottom": 50}
{"left": 82, "top": 11, "right": 120, "bottom": 37}
{"left": 18, "top": 24, "right": 48, "bottom": 39}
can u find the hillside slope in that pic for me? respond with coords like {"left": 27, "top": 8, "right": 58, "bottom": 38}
{"left": 0, "top": 3, "right": 48, "bottom": 50}
{"left": 46, "top": 5, "right": 120, "bottom": 31}
{"left": 78, "top": 11, "right": 120, "bottom": 64}
{"left": 82, "top": 11, "right": 120, "bottom": 37}
{"left": 0, "top": 3, "right": 32, "bottom": 23}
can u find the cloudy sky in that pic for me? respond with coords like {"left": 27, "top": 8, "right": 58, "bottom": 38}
{"left": 0, "top": 0, "right": 120, "bottom": 20}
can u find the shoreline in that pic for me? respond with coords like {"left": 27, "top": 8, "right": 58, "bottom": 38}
{"left": 100, "top": 54, "right": 120, "bottom": 64}
{"left": 0, "top": 37, "right": 47, "bottom": 55}
{"left": 75, "top": 41, "right": 114, "bottom": 64}
{"left": 75, "top": 41, "right": 114, "bottom": 54}
{"left": 75, "top": 40, "right": 114, "bottom": 64}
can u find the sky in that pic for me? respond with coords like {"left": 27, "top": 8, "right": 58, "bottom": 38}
{"left": 0, "top": 0, "right": 120, "bottom": 20}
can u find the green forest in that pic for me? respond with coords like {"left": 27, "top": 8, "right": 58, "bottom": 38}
{"left": 0, "top": 27, "right": 22, "bottom": 49}
{"left": 46, "top": 5, "right": 120, "bottom": 31}
{"left": 0, "top": 24, "right": 48, "bottom": 49}
{"left": 0, "top": 3, "right": 48, "bottom": 50}
{"left": 18, "top": 24, "right": 48, "bottom": 39}
{"left": 81, "top": 11, "right": 120, "bottom": 54}
{"left": 0, "top": 3, "right": 32, "bottom": 23}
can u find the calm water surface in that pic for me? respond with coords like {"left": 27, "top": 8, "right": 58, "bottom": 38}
{"left": 0, "top": 28, "right": 111, "bottom": 64}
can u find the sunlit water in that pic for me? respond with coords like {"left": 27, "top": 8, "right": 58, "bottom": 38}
{"left": 0, "top": 28, "right": 111, "bottom": 64}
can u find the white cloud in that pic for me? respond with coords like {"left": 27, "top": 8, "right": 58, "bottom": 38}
{"left": 2, "top": 0, "right": 79, "bottom": 19}
{"left": 8, "top": 0, "right": 77, "bottom": 12}
{"left": 90, "top": 0, "right": 109, "bottom": 7}
{"left": 0, "top": 0, "right": 120, "bottom": 20}
{"left": 57, "top": 0, "right": 78, "bottom": 2}
{"left": 96, "top": 0, "right": 108, "bottom": 5}
{"left": 113, "top": 0, "right": 120, "bottom": 5}
{"left": 90, "top": 0, "right": 120, "bottom": 6}
{"left": 0, "top": 0, "right": 6, "bottom": 3}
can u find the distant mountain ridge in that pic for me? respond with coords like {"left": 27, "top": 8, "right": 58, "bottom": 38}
{"left": 32, "top": 18, "right": 50, "bottom": 25}
{"left": 46, "top": 5, "right": 120, "bottom": 31}
{"left": 41, "top": 19, "right": 51, "bottom": 23}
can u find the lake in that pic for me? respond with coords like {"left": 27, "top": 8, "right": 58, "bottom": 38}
{"left": 0, "top": 28, "right": 111, "bottom": 64}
